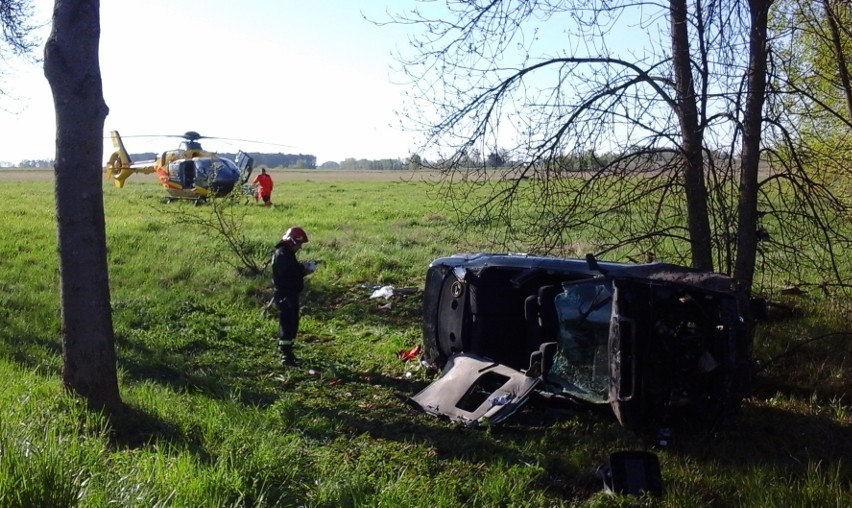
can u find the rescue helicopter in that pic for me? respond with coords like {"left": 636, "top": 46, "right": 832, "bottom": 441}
{"left": 104, "top": 130, "right": 255, "bottom": 204}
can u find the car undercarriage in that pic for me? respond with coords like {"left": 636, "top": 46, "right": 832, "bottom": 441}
{"left": 411, "top": 253, "right": 755, "bottom": 430}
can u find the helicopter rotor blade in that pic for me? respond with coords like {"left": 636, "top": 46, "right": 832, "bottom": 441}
{"left": 105, "top": 131, "right": 294, "bottom": 148}
{"left": 198, "top": 136, "right": 295, "bottom": 148}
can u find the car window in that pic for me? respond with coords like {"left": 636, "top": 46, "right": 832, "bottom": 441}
{"left": 549, "top": 280, "right": 613, "bottom": 403}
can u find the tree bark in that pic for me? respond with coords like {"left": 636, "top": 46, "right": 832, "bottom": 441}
{"left": 43, "top": 0, "right": 120, "bottom": 411}
{"left": 735, "top": 0, "right": 772, "bottom": 295}
{"left": 670, "top": 0, "right": 714, "bottom": 271}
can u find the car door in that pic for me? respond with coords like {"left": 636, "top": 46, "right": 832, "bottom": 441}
{"left": 608, "top": 279, "right": 641, "bottom": 427}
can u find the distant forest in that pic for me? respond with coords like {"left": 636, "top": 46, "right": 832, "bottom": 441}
{"left": 3, "top": 153, "right": 412, "bottom": 170}
{"left": 129, "top": 152, "right": 320, "bottom": 170}
{"left": 3, "top": 150, "right": 628, "bottom": 172}
{"left": 139, "top": 152, "right": 412, "bottom": 170}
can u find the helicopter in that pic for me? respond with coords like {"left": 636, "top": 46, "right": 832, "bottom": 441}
{"left": 104, "top": 130, "right": 255, "bottom": 204}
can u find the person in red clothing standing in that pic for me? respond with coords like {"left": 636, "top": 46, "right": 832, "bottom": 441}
{"left": 251, "top": 167, "right": 274, "bottom": 206}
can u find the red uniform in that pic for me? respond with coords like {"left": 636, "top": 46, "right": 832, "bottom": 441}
{"left": 252, "top": 172, "right": 274, "bottom": 205}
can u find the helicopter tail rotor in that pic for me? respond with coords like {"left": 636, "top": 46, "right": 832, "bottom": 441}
{"left": 104, "top": 131, "right": 158, "bottom": 187}
{"left": 105, "top": 130, "right": 134, "bottom": 188}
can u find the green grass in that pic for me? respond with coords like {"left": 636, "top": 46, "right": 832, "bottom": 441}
{"left": 0, "top": 173, "right": 849, "bottom": 506}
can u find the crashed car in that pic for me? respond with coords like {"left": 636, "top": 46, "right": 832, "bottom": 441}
{"left": 409, "top": 253, "right": 755, "bottom": 429}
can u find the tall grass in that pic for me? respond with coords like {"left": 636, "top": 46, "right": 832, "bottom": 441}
{"left": 0, "top": 172, "right": 848, "bottom": 506}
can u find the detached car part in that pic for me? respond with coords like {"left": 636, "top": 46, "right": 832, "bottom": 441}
{"left": 406, "top": 353, "right": 540, "bottom": 427}
{"left": 414, "top": 253, "right": 755, "bottom": 429}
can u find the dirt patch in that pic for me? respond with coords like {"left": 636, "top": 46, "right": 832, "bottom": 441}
{"left": 267, "top": 169, "right": 441, "bottom": 181}
{"left": 0, "top": 169, "right": 55, "bottom": 181}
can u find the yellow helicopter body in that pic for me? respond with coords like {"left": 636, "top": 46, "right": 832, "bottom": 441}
{"left": 105, "top": 131, "right": 254, "bottom": 203}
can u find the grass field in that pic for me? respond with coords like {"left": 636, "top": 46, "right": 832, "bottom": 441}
{"left": 0, "top": 169, "right": 849, "bottom": 507}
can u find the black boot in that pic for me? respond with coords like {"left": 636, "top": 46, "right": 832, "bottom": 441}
{"left": 280, "top": 346, "right": 300, "bottom": 367}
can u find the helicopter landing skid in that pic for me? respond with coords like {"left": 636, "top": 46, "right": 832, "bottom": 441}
{"left": 163, "top": 196, "right": 206, "bottom": 206}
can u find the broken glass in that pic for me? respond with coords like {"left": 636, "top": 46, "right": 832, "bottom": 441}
{"left": 549, "top": 280, "right": 613, "bottom": 403}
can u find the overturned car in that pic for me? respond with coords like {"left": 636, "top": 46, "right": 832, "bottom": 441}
{"left": 408, "top": 253, "right": 755, "bottom": 429}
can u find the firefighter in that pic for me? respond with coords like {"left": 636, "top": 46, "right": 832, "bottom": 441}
{"left": 271, "top": 226, "right": 315, "bottom": 366}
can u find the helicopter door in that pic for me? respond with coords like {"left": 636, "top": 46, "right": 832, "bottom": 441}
{"left": 235, "top": 151, "right": 255, "bottom": 183}
{"left": 180, "top": 160, "right": 196, "bottom": 188}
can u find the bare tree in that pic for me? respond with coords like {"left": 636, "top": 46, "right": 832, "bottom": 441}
{"left": 44, "top": 0, "right": 120, "bottom": 410}
{"left": 390, "top": 0, "right": 850, "bottom": 296}
{"left": 0, "top": 0, "right": 39, "bottom": 99}
{"left": 734, "top": 0, "right": 772, "bottom": 293}
{"left": 0, "top": 0, "right": 37, "bottom": 58}
{"left": 162, "top": 193, "right": 271, "bottom": 277}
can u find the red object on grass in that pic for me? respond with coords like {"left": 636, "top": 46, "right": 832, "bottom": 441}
{"left": 397, "top": 344, "right": 422, "bottom": 361}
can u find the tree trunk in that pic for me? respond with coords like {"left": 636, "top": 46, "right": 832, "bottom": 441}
{"left": 670, "top": 0, "right": 714, "bottom": 271}
{"left": 43, "top": 0, "right": 120, "bottom": 411}
{"left": 734, "top": 0, "right": 772, "bottom": 295}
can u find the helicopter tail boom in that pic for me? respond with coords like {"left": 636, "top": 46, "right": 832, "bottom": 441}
{"left": 105, "top": 130, "right": 155, "bottom": 187}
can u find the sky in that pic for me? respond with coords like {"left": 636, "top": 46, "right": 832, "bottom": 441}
{"left": 0, "top": 0, "right": 419, "bottom": 164}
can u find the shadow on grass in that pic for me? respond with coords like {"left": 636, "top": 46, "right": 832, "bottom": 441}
{"left": 0, "top": 314, "right": 63, "bottom": 375}
{"left": 304, "top": 358, "right": 850, "bottom": 488}
{"left": 5, "top": 291, "right": 847, "bottom": 502}
{"left": 668, "top": 401, "right": 851, "bottom": 472}
{"left": 114, "top": 335, "right": 280, "bottom": 407}
{"left": 107, "top": 402, "right": 188, "bottom": 449}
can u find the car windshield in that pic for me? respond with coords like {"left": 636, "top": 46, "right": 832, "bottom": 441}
{"left": 549, "top": 280, "right": 614, "bottom": 403}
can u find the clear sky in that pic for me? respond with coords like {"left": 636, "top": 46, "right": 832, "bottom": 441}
{"left": 0, "top": 0, "right": 417, "bottom": 165}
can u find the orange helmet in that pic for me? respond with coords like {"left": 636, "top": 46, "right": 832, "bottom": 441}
{"left": 283, "top": 226, "right": 309, "bottom": 245}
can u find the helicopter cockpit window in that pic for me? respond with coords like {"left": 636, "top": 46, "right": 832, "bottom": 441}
{"left": 193, "top": 158, "right": 239, "bottom": 179}
{"left": 549, "top": 280, "right": 614, "bottom": 404}
{"left": 220, "top": 158, "right": 240, "bottom": 171}
{"left": 193, "top": 158, "right": 213, "bottom": 180}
